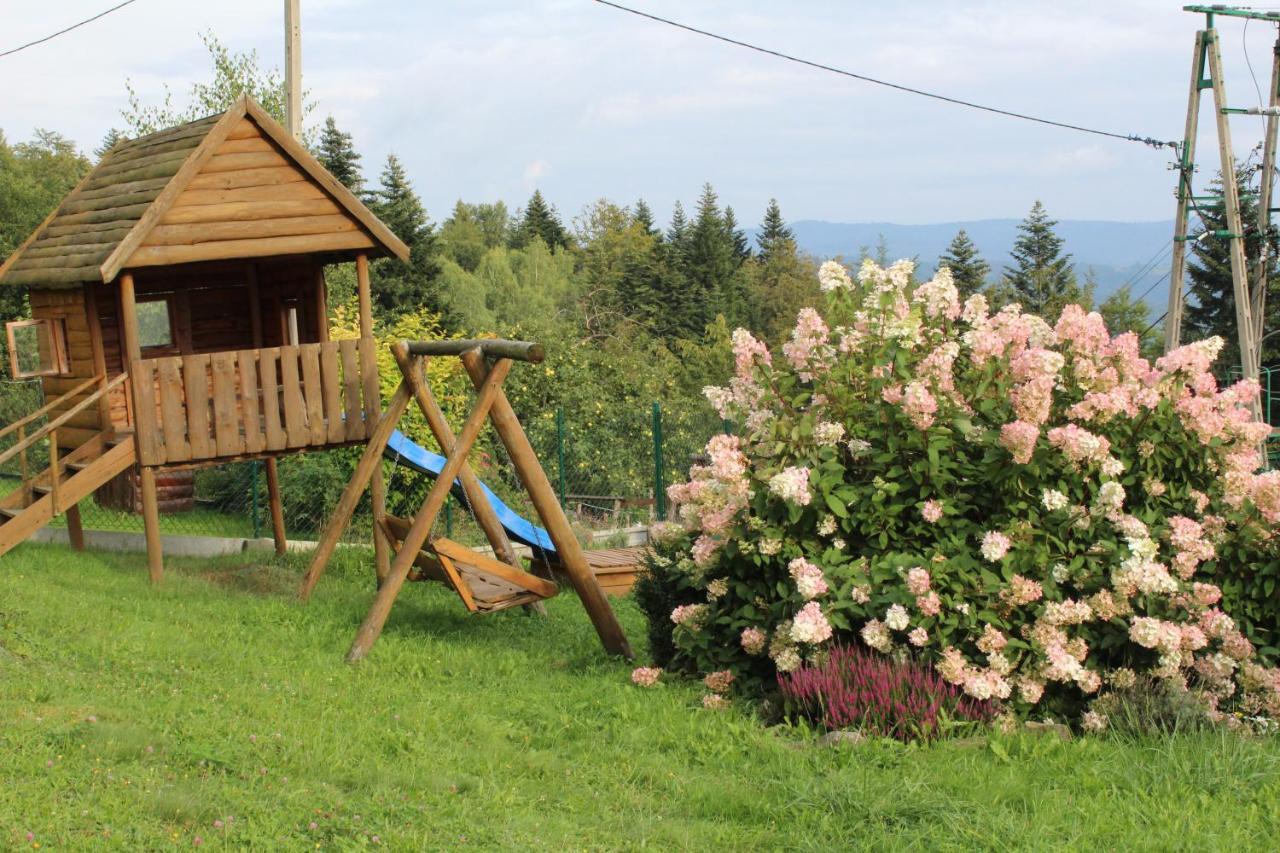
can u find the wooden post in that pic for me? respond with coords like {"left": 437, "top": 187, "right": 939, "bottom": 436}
{"left": 66, "top": 504, "right": 85, "bottom": 551}
{"left": 48, "top": 429, "right": 59, "bottom": 514}
{"left": 17, "top": 424, "right": 27, "bottom": 492}
{"left": 1207, "top": 30, "right": 1261, "bottom": 400}
{"left": 284, "top": 0, "right": 302, "bottom": 139}
{"left": 1166, "top": 30, "right": 1207, "bottom": 353}
{"left": 459, "top": 350, "right": 632, "bottom": 659}
{"left": 391, "top": 343, "right": 546, "bottom": 616}
{"left": 356, "top": 253, "right": 391, "bottom": 586}
{"left": 247, "top": 262, "right": 287, "bottom": 555}
{"left": 120, "top": 272, "right": 164, "bottom": 582}
{"left": 264, "top": 460, "right": 287, "bottom": 555}
{"left": 298, "top": 382, "right": 413, "bottom": 601}
{"left": 1252, "top": 34, "right": 1280, "bottom": 347}
{"left": 346, "top": 357, "right": 512, "bottom": 662}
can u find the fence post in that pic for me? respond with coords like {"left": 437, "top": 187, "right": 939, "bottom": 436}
{"left": 652, "top": 401, "right": 666, "bottom": 521}
{"left": 251, "top": 461, "right": 262, "bottom": 539}
{"left": 555, "top": 406, "right": 567, "bottom": 509}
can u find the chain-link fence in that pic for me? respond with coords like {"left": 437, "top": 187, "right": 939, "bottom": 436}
{"left": 2, "top": 375, "right": 724, "bottom": 551}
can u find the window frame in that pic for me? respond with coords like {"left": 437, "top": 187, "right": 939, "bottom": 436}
{"left": 135, "top": 294, "right": 177, "bottom": 353}
{"left": 5, "top": 317, "right": 70, "bottom": 380}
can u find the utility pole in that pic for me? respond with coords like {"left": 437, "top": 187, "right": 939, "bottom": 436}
{"left": 1166, "top": 5, "right": 1279, "bottom": 419}
{"left": 285, "top": 0, "right": 301, "bottom": 138}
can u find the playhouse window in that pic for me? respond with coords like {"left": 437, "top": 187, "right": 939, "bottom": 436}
{"left": 5, "top": 318, "right": 69, "bottom": 379}
{"left": 136, "top": 297, "right": 174, "bottom": 350}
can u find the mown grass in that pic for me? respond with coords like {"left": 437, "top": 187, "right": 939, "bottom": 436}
{"left": 1, "top": 543, "right": 1279, "bottom": 850}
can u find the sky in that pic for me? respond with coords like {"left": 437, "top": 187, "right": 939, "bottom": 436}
{"left": 2, "top": 0, "right": 1277, "bottom": 228}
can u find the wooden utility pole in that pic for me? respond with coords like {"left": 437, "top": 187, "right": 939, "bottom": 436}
{"left": 1167, "top": 6, "right": 1277, "bottom": 419}
{"left": 285, "top": 0, "right": 302, "bottom": 139}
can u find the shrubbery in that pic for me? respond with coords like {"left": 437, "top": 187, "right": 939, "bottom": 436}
{"left": 644, "top": 258, "right": 1280, "bottom": 729}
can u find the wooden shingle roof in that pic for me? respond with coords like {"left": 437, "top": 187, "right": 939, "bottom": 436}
{"left": 0, "top": 96, "right": 409, "bottom": 288}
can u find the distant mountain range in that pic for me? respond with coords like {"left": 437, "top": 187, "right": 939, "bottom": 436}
{"left": 753, "top": 218, "right": 1176, "bottom": 312}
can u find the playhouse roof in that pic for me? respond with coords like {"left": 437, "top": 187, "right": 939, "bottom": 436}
{"left": 0, "top": 95, "right": 409, "bottom": 289}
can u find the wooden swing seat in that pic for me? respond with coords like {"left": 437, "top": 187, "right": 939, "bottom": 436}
{"left": 381, "top": 515, "right": 558, "bottom": 614}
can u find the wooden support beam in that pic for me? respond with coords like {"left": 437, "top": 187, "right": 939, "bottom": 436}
{"left": 459, "top": 350, "right": 632, "bottom": 659}
{"left": 390, "top": 343, "right": 546, "bottom": 616}
{"left": 65, "top": 503, "right": 85, "bottom": 551}
{"left": 297, "top": 381, "right": 412, "bottom": 601}
{"left": 345, "top": 356, "right": 513, "bottom": 662}
{"left": 356, "top": 252, "right": 391, "bottom": 586}
{"left": 121, "top": 271, "right": 164, "bottom": 582}
{"left": 264, "top": 458, "right": 287, "bottom": 556}
{"left": 1166, "top": 30, "right": 1206, "bottom": 353}
{"left": 404, "top": 339, "right": 544, "bottom": 363}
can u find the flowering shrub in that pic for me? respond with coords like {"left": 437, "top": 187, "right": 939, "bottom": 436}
{"left": 653, "top": 257, "right": 1280, "bottom": 725}
{"left": 779, "top": 645, "right": 997, "bottom": 740}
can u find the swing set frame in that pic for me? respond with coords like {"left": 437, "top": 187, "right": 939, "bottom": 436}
{"left": 297, "top": 338, "right": 633, "bottom": 662}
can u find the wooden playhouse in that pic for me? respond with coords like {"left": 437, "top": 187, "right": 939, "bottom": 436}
{"left": 0, "top": 95, "right": 409, "bottom": 574}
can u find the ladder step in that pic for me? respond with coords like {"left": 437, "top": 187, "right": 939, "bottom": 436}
{"left": 65, "top": 460, "right": 90, "bottom": 472}
{"left": 0, "top": 507, "right": 18, "bottom": 520}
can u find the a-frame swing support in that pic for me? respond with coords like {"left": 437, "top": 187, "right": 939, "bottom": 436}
{"left": 1167, "top": 6, "right": 1280, "bottom": 413}
{"left": 297, "top": 338, "right": 633, "bottom": 662}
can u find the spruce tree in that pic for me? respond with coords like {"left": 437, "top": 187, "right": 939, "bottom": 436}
{"left": 368, "top": 153, "right": 441, "bottom": 316}
{"left": 1184, "top": 167, "right": 1280, "bottom": 368}
{"left": 316, "top": 116, "right": 364, "bottom": 196}
{"left": 685, "top": 183, "right": 739, "bottom": 332}
{"left": 756, "top": 198, "right": 794, "bottom": 263}
{"left": 512, "top": 190, "right": 569, "bottom": 250}
{"left": 666, "top": 200, "right": 689, "bottom": 246}
{"left": 937, "top": 228, "right": 990, "bottom": 298}
{"left": 633, "top": 199, "right": 658, "bottom": 238}
{"left": 723, "top": 205, "right": 750, "bottom": 264}
{"left": 94, "top": 128, "right": 125, "bottom": 160}
{"left": 1003, "top": 201, "right": 1079, "bottom": 319}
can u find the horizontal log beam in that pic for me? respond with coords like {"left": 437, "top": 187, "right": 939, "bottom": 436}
{"left": 403, "top": 339, "right": 544, "bottom": 363}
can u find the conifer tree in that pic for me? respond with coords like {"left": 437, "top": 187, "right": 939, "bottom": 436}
{"left": 316, "top": 116, "right": 364, "bottom": 196}
{"left": 723, "top": 205, "right": 750, "bottom": 264}
{"left": 756, "top": 198, "right": 794, "bottom": 263}
{"left": 937, "top": 228, "right": 990, "bottom": 298}
{"left": 633, "top": 198, "right": 659, "bottom": 239}
{"left": 512, "top": 190, "right": 569, "bottom": 250}
{"left": 368, "top": 153, "right": 441, "bottom": 316}
{"left": 1184, "top": 167, "right": 1280, "bottom": 368}
{"left": 666, "top": 200, "right": 689, "bottom": 247}
{"left": 94, "top": 128, "right": 125, "bottom": 160}
{"left": 1003, "top": 201, "right": 1079, "bottom": 319}
{"left": 685, "top": 183, "right": 739, "bottom": 331}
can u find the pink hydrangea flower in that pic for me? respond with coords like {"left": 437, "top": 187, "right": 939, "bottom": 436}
{"left": 740, "top": 626, "right": 767, "bottom": 655}
{"left": 999, "top": 420, "right": 1040, "bottom": 464}
{"left": 788, "top": 557, "right": 829, "bottom": 600}
{"left": 980, "top": 531, "right": 1012, "bottom": 562}
{"left": 921, "top": 499, "right": 944, "bottom": 524}
{"left": 631, "top": 667, "right": 662, "bottom": 687}
{"left": 790, "top": 602, "right": 833, "bottom": 644}
{"left": 768, "top": 466, "right": 811, "bottom": 506}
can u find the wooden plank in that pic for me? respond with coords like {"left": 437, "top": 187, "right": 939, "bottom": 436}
{"left": 214, "top": 136, "right": 276, "bottom": 155}
{"left": 140, "top": 465, "right": 164, "bottom": 582}
{"left": 225, "top": 118, "right": 260, "bottom": 140}
{"left": 259, "top": 347, "right": 286, "bottom": 451}
{"left": 264, "top": 458, "right": 286, "bottom": 555}
{"left": 183, "top": 353, "right": 213, "bottom": 459}
{"left": 127, "top": 232, "right": 373, "bottom": 269}
{"left": 201, "top": 151, "right": 292, "bottom": 173}
{"left": 159, "top": 198, "right": 340, "bottom": 225}
{"left": 186, "top": 165, "right": 308, "bottom": 191}
{"left": 300, "top": 344, "right": 326, "bottom": 445}
{"left": 131, "top": 359, "right": 162, "bottom": 465}
{"left": 320, "top": 341, "right": 345, "bottom": 443}
{"left": 239, "top": 349, "right": 264, "bottom": 454}
{"left": 157, "top": 357, "right": 191, "bottom": 462}
{"left": 171, "top": 181, "right": 327, "bottom": 207}
{"left": 340, "top": 339, "right": 363, "bottom": 441}
{"left": 359, "top": 336, "right": 380, "bottom": 440}
{"left": 211, "top": 352, "right": 245, "bottom": 457}
{"left": 435, "top": 552, "right": 479, "bottom": 613}
{"left": 279, "top": 345, "right": 307, "bottom": 448}
{"left": 143, "top": 214, "right": 358, "bottom": 246}
{"left": 431, "top": 537, "right": 558, "bottom": 598}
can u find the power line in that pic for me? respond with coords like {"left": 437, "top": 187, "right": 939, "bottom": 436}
{"left": 591, "top": 0, "right": 1179, "bottom": 150}
{"left": 0, "top": 0, "right": 140, "bottom": 60}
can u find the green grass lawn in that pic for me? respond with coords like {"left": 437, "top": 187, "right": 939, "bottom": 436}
{"left": 2, "top": 543, "right": 1279, "bottom": 850}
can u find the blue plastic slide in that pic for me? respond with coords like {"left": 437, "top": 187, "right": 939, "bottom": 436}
{"left": 383, "top": 430, "right": 557, "bottom": 553}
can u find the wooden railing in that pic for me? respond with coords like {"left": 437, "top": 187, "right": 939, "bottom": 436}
{"left": 131, "top": 338, "right": 381, "bottom": 467}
